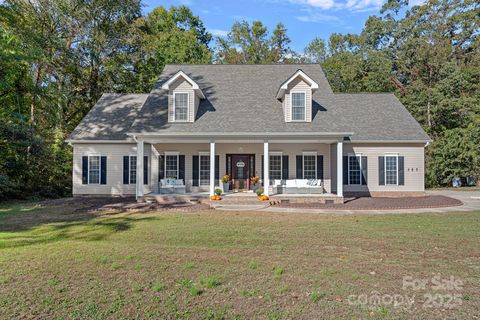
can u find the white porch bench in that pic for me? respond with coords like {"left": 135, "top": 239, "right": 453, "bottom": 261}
{"left": 159, "top": 178, "right": 186, "bottom": 194}
{"left": 273, "top": 179, "right": 323, "bottom": 194}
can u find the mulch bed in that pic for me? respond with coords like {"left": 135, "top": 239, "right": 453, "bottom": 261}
{"left": 273, "top": 195, "right": 463, "bottom": 210}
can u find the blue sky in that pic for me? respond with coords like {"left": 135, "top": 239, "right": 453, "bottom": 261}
{"left": 143, "top": 0, "right": 389, "bottom": 53}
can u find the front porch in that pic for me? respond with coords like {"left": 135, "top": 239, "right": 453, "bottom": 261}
{"left": 131, "top": 134, "right": 349, "bottom": 203}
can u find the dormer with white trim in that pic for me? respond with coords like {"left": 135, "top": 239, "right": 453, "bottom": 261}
{"left": 161, "top": 71, "right": 205, "bottom": 123}
{"left": 276, "top": 70, "right": 319, "bottom": 123}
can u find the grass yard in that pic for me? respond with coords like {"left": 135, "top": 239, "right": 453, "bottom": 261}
{"left": 0, "top": 199, "right": 479, "bottom": 319}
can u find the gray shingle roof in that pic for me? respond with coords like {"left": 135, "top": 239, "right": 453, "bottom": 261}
{"left": 68, "top": 93, "right": 148, "bottom": 141}
{"left": 328, "top": 93, "right": 430, "bottom": 141}
{"left": 69, "top": 64, "right": 430, "bottom": 142}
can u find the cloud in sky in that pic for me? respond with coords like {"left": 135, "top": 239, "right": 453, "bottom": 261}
{"left": 208, "top": 28, "right": 229, "bottom": 37}
{"left": 408, "top": 0, "right": 426, "bottom": 6}
{"left": 289, "top": 0, "right": 383, "bottom": 12}
{"left": 296, "top": 12, "right": 342, "bottom": 22}
{"left": 291, "top": 0, "right": 337, "bottom": 9}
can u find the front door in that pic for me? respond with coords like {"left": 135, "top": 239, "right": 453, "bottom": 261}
{"left": 228, "top": 154, "right": 259, "bottom": 191}
{"left": 232, "top": 155, "right": 249, "bottom": 191}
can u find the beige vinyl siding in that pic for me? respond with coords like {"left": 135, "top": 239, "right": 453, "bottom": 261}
{"left": 153, "top": 143, "right": 332, "bottom": 193}
{"left": 331, "top": 143, "right": 425, "bottom": 193}
{"left": 72, "top": 143, "right": 153, "bottom": 196}
{"left": 283, "top": 78, "right": 312, "bottom": 122}
{"left": 168, "top": 78, "right": 195, "bottom": 122}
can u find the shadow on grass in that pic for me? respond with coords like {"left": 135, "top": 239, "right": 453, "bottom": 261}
{"left": 0, "top": 199, "right": 158, "bottom": 249}
{"left": 0, "top": 216, "right": 156, "bottom": 249}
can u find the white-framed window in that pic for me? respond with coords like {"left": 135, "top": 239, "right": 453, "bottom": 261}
{"left": 291, "top": 91, "right": 306, "bottom": 121}
{"left": 269, "top": 154, "right": 282, "bottom": 180}
{"left": 165, "top": 154, "right": 179, "bottom": 179}
{"left": 348, "top": 154, "right": 362, "bottom": 185}
{"left": 174, "top": 92, "right": 189, "bottom": 121}
{"left": 88, "top": 155, "right": 101, "bottom": 184}
{"left": 129, "top": 156, "right": 137, "bottom": 184}
{"left": 303, "top": 153, "right": 316, "bottom": 179}
{"left": 199, "top": 153, "right": 210, "bottom": 186}
{"left": 385, "top": 154, "right": 398, "bottom": 185}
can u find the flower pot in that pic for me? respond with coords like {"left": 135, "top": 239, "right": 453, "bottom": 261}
{"left": 252, "top": 183, "right": 261, "bottom": 192}
{"left": 223, "top": 182, "right": 230, "bottom": 192}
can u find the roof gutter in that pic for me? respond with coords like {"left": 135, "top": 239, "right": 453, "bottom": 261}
{"left": 127, "top": 132, "right": 354, "bottom": 138}
{"left": 345, "top": 139, "right": 432, "bottom": 144}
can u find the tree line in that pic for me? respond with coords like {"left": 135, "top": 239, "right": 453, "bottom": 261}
{"left": 0, "top": 0, "right": 478, "bottom": 199}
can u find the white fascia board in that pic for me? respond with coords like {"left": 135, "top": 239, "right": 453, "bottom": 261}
{"left": 160, "top": 70, "right": 205, "bottom": 99}
{"left": 128, "top": 132, "right": 353, "bottom": 138}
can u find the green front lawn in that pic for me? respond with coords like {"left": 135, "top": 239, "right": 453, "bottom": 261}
{"left": 0, "top": 200, "right": 479, "bottom": 319}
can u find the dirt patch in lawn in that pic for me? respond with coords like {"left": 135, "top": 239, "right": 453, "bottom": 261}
{"left": 274, "top": 195, "right": 463, "bottom": 210}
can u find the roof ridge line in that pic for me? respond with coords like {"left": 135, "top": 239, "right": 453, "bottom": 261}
{"left": 163, "top": 63, "right": 322, "bottom": 66}
{"left": 334, "top": 92, "right": 395, "bottom": 95}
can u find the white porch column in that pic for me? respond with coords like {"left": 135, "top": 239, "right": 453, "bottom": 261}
{"left": 336, "top": 141, "right": 343, "bottom": 197}
{"left": 209, "top": 141, "right": 215, "bottom": 196}
{"left": 263, "top": 141, "right": 269, "bottom": 196}
{"left": 136, "top": 139, "right": 144, "bottom": 200}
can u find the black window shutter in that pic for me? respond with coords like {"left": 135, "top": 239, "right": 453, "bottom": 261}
{"left": 192, "top": 155, "right": 199, "bottom": 186}
{"left": 398, "top": 156, "right": 405, "bottom": 185}
{"left": 100, "top": 156, "right": 107, "bottom": 185}
{"left": 261, "top": 155, "right": 264, "bottom": 185}
{"left": 158, "top": 155, "right": 164, "bottom": 181}
{"left": 343, "top": 156, "right": 348, "bottom": 185}
{"left": 215, "top": 155, "right": 220, "bottom": 186}
{"left": 361, "top": 156, "right": 368, "bottom": 185}
{"left": 249, "top": 155, "right": 255, "bottom": 179}
{"left": 178, "top": 155, "right": 185, "bottom": 182}
{"left": 282, "top": 155, "right": 289, "bottom": 180}
{"left": 316, "top": 155, "right": 324, "bottom": 180}
{"left": 82, "top": 156, "right": 88, "bottom": 184}
{"left": 143, "top": 156, "right": 148, "bottom": 185}
{"left": 226, "top": 155, "right": 232, "bottom": 177}
{"left": 296, "top": 155, "right": 303, "bottom": 179}
{"left": 379, "top": 156, "right": 385, "bottom": 185}
{"left": 123, "top": 156, "right": 129, "bottom": 184}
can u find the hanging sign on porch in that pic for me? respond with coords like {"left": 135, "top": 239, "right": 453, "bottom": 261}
{"left": 236, "top": 160, "right": 245, "bottom": 168}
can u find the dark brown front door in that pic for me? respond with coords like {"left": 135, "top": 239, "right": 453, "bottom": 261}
{"left": 228, "top": 154, "right": 255, "bottom": 191}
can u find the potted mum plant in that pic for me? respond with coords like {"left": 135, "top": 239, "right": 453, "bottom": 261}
{"left": 255, "top": 187, "right": 269, "bottom": 201}
{"left": 250, "top": 175, "right": 261, "bottom": 192}
{"left": 210, "top": 188, "right": 222, "bottom": 201}
{"left": 222, "top": 175, "right": 230, "bottom": 192}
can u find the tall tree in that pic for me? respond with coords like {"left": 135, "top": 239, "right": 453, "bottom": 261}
{"left": 304, "top": 37, "right": 326, "bottom": 63}
{"left": 0, "top": 0, "right": 144, "bottom": 198}
{"left": 131, "top": 6, "right": 212, "bottom": 91}
{"left": 215, "top": 20, "right": 295, "bottom": 64}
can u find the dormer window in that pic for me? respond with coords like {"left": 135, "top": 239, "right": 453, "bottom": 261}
{"left": 277, "top": 70, "right": 319, "bottom": 123}
{"left": 161, "top": 70, "right": 205, "bottom": 123}
{"left": 291, "top": 91, "right": 306, "bottom": 121}
{"left": 174, "top": 92, "right": 189, "bottom": 121}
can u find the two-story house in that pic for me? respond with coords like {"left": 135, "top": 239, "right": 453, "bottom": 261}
{"left": 67, "top": 64, "right": 430, "bottom": 202}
